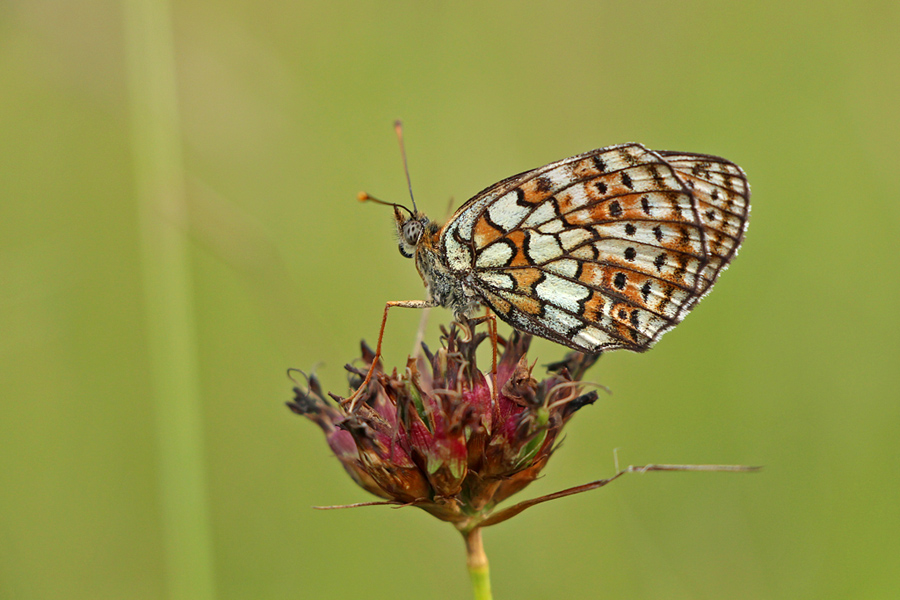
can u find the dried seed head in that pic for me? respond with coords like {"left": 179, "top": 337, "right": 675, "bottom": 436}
{"left": 288, "top": 323, "right": 600, "bottom": 529}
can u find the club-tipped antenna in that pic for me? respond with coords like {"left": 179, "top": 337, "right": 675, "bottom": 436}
{"left": 357, "top": 191, "right": 415, "bottom": 217}
{"left": 394, "top": 120, "right": 418, "bottom": 214}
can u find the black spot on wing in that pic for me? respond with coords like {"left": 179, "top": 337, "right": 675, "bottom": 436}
{"left": 654, "top": 253, "right": 667, "bottom": 270}
{"left": 649, "top": 165, "right": 666, "bottom": 188}
{"left": 673, "top": 254, "right": 688, "bottom": 280}
{"left": 691, "top": 162, "right": 712, "bottom": 177}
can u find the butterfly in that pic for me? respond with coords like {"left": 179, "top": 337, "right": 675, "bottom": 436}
{"left": 366, "top": 138, "right": 750, "bottom": 356}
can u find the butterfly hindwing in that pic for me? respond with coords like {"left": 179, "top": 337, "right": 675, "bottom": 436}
{"left": 437, "top": 144, "right": 749, "bottom": 354}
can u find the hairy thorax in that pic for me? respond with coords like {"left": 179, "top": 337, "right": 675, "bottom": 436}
{"left": 416, "top": 226, "right": 481, "bottom": 318}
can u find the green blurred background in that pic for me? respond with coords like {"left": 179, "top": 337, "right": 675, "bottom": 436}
{"left": 2, "top": 1, "right": 899, "bottom": 598}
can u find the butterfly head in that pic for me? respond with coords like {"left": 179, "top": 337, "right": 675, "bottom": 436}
{"left": 395, "top": 207, "right": 432, "bottom": 258}
{"left": 358, "top": 191, "right": 430, "bottom": 259}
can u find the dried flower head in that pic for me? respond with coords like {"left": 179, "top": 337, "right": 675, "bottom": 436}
{"left": 288, "top": 322, "right": 600, "bottom": 531}
{"left": 289, "top": 320, "right": 758, "bottom": 600}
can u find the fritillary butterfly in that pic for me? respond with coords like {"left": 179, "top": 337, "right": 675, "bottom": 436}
{"left": 346, "top": 127, "right": 750, "bottom": 408}
{"left": 376, "top": 139, "right": 749, "bottom": 354}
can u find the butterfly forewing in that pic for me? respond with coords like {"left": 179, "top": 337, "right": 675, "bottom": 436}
{"left": 437, "top": 143, "right": 749, "bottom": 354}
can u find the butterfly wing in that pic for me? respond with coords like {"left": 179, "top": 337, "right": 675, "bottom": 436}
{"left": 656, "top": 151, "right": 751, "bottom": 306}
{"left": 440, "top": 143, "right": 749, "bottom": 354}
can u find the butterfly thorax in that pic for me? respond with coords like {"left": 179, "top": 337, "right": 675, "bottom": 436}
{"left": 396, "top": 209, "right": 481, "bottom": 317}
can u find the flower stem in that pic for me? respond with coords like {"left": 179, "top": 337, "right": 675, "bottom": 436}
{"left": 123, "top": 0, "right": 216, "bottom": 598}
{"left": 464, "top": 528, "right": 492, "bottom": 600}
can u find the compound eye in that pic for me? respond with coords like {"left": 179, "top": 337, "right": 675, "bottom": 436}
{"left": 401, "top": 220, "right": 424, "bottom": 245}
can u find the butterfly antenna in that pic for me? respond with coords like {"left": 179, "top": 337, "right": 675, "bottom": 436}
{"left": 357, "top": 191, "right": 414, "bottom": 217}
{"left": 394, "top": 120, "right": 418, "bottom": 214}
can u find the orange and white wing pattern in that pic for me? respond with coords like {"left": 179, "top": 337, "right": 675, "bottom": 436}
{"left": 656, "top": 151, "right": 750, "bottom": 306}
{"left": 439, "top": 143, "right": 750, "bottom": 354}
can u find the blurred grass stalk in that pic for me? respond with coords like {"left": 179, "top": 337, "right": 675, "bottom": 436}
{"left": 123, "top": 1, "right": 216, "bottom": 598}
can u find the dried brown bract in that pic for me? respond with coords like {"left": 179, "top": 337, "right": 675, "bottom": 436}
{"left": 288, "top": 324, "right": 599, "bottom": 531}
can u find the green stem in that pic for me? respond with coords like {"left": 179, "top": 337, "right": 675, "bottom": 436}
{"left": 465, "top": 528, "right": 492, "bottom": 600}
{"left": 123, "top": 0, "right": 216, "bottom": 598}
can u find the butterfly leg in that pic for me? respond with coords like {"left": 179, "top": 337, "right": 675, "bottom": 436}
{"left": 411, "top": 306, "right": 432, "bottom": 358}
{"left": 344, "top": 299, "right": 435, "bottom": 412}
{"left": 484, "top": 309, "right": 499, "bottom": 403}
{"left": 485, "top": 308, "right": 498, "bottom": 384}
{"left": 457, "top": 308, "right": 499, "bottom": 402}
